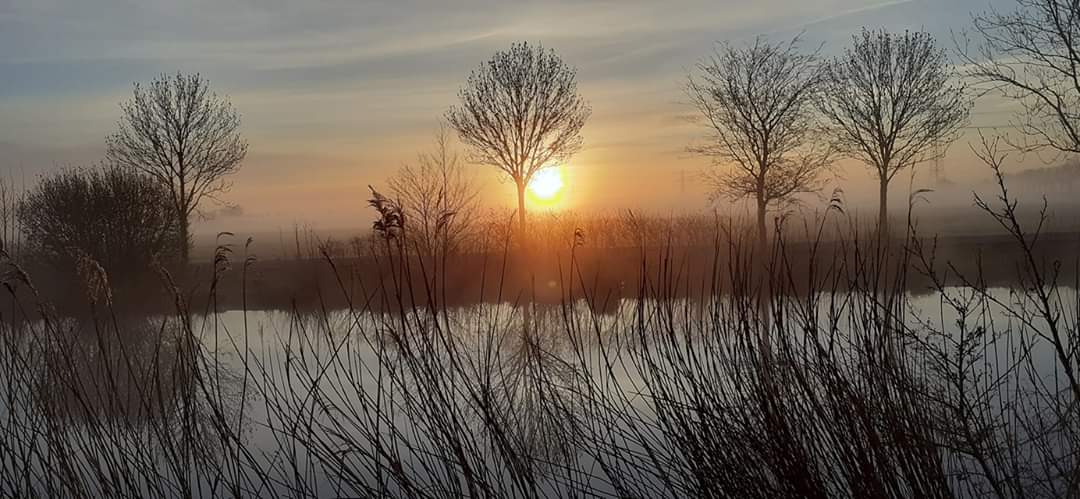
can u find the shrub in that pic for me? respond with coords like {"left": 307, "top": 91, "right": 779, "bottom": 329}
{"left": 18, "top": 166, "right": 180, "bottom": 285}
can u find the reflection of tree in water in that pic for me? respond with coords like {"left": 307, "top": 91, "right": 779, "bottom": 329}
{"left": 480, "top": 306, "right": 581, "bottom": 473}
{"left": 36, "top": 315, "right": 246, "bottom": 458}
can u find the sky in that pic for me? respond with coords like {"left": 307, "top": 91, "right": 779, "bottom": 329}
{"left": 0, "top": 0, "right": 1030, "bottom": 235}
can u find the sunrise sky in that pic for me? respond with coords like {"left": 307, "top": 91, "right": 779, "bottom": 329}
{"left": 0, "top": 0, "right": 1027, "bottom": 234}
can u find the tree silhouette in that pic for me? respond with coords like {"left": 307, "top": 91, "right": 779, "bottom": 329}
{"left": 106, "top": 72, "right": 248, "bottom": 263}
{"left": 388, "top": 124, "right": 479, "bottom": 258}
{"left": 817, "top": 29, "right": 970, "bottom": 236}
{"left": 446, "top": 42, "right": 590, "bottom": 232}
{"left": 965, "top": 0, "right": 1080, "bottom": 155}
{"left": 687, "top": 36, "right": 832, "bottom": 244}
{"left": 18, "top": 166, "right": 180, "bottom": 285}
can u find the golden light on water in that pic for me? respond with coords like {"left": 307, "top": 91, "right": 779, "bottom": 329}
{"left": 528, "top": 167, "right": 564, "bottom": 202}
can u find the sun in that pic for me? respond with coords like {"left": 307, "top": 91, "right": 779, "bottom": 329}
{"left": 528, "top": 168, "right": 564, "bottom": 201}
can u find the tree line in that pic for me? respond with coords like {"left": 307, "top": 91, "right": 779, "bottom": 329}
{"left": 5, "top": 0, "right": 1079, "bottom": 284}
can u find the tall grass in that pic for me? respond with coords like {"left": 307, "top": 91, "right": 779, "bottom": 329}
{"left": 0, "top": 173, "right": 1076, "bottom": 497}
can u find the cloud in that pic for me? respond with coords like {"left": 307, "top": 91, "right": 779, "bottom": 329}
{"left": 0, "top": 0, "right": 1025, "bottom": 233}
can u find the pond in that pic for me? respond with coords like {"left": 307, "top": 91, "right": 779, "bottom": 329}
{"left": 0, "top": 286, "right": 1075, "bottom": 497}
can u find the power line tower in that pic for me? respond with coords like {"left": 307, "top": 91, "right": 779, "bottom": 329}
{"left": 931, "top": 139, "right": 945, "bottom": 185}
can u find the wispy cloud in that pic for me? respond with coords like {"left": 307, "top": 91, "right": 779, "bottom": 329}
{"left": 804, "top": 0, "right": 917, "bottom": 28}
{"left": 0, "top": 0, "right": 1015, "bottom": 231}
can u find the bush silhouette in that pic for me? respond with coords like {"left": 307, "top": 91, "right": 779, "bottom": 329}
{"left": 18, "top": 166, "right": 181, "bottom": 288}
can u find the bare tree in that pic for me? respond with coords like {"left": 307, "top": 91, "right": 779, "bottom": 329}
{"left": 18, "top": 166, "right": 181, "bottom": 284}
{"left": 106, "top": 72, "right": 248, "bottom": 263}
{"left": 446, "top": 42, "right": 590, "bottom": 231}
{"left": 687, "top": 36, "right": 832, "bottom": 245}
{"left": 817, "top": 29, "right": 970, "bottom": 236}
{"left": 964, "top": 0, "right": 1080, "bottom": 155}
{"left": 388, "top": 124, "right": 479, "bottom": 258}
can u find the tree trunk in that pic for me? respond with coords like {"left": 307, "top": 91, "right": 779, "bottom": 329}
{"left": 756, "top": 195, "right": 768, "bottom": 247}
{"left": 516, "top": 180, "right": 528, "bottom": 235}
{"left": 878, "top": 177, "right": 889, "bottom": 240}
{"left": 179, "top": 214, "right": 191, "bottom": 265}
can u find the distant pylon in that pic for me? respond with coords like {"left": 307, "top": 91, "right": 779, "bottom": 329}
{"left": 932, "top": 140, "right": 945, "bottom": 185}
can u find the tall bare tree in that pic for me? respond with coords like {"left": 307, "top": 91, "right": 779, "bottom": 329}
{"left": 687, "top": 36, "right": 832, "bottom": 244}
{"left": 965, "top": 0, "right": 1080, "bottom": 154}
{"left": 817, "top": 29, "right": 970, "bottom": 236}
{"left": 106, "top": 72, "right": 248, "bottom": 263}
{"left": 446, "top": 42, "right": 590, "bottom": 231}
{"left": 388, "top": 124, "right": 480, "bottom": 258}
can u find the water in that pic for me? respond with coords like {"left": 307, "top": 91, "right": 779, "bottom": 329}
{"left": 0, "top": 287, "right": 1076, "bottom": 497}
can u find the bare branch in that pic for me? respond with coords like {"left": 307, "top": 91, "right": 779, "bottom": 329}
{"left": 963, "top": 0, "right": 1080, "bottom": 155}
{"left": 817, "top": 29, "right": 971, "bottom": 234}
{"left": 687, "top": 35, "right": 833, "bottom": 243}
{"left": 17, "top": 166, "right": 181, "bottom": 284}
{"left": 388, "top": 124, "right": 481, "bottom": 258}
{"left": 446, "top": 42, "right": 590, "bottom": 228}
{"left": 105, "top": 72, "right": 248, "bottom": 262}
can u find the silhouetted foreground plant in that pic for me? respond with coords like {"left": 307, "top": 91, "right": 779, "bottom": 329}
{"left": 0, "top": 177, "right": 1076, "bottom": 497}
